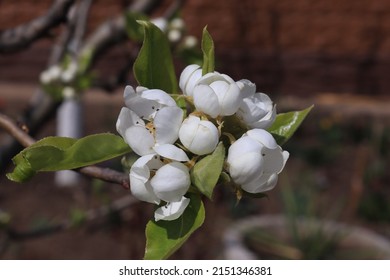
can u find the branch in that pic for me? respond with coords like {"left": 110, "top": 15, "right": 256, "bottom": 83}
{"left": 80, "top": 0, "right": 162, "bottom": 67}
{"left": 76, "top": 166, "right": 130, "bottom": 190}
{"left": 68, "top": 0, "right": 93, "bottom": 53}
{"left": 0, "top": 3, "right": 77, "bottom": 172}
{"left": 0, "top": 0, "right": 75, "bottom": 53}
{"left": 0, "top": 112, "right": 130, "bottom": 189}
{"left": 164, "top": 0, "right": 186, "bottom": 19}
{"left": 88, "top": 0, "right": 187, "bottom": 92}
{"left": 0, "top": 0, "right": 184, "bottom": 169}
{"left": 0, "top": 113, "right": 35, "bottom": 147}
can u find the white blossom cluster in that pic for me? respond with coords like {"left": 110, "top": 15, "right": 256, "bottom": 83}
{"left": 39, "top": 61, "right": 79, "bottom": 98}
{"left": 151, "top": 17, "right": 198, "bottom": 48}
{"left": 116, "top": 64, "right": 289, "bottom": 221}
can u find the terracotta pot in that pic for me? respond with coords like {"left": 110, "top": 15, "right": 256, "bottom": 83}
{"left": 223, "top": 214, "right": 390, "bottom": 260}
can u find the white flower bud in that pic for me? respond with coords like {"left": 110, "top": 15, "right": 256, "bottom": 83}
{"left": 151, "top": 162, "right": 191, "bottom": 202}
{"left": 183, "top": 35, "right": 198, "bottom": 49}
{"left": 170, "top": 18, "right": 185, "bottom": 30}
{"left": 62, "top": 86, "right": 76, "bottom": 99}
{"left": 168, "top": 29, "right": 182, "bottom": 43}
{"left": 48, "top": 65, "right": 62, "bottom": 81}
{"left": 179, "top": 115, "right": 219, "bottom": 155}
{"left": 40, "top": 70, "right": 51, "bottom": 84}
{"left": 130, "top": 155, "right": 191, "bottom": 205}
{"left": 40, "top": 65, "right": 62, "bottom": 84}
{"left": 227, "top": 129, "right": 289, "bottom": 193}
{"left": 193, "top": 72, "right": 242, "bottom": 117}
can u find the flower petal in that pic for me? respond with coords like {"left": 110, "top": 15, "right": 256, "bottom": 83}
{"left": 123, "top": 85, "right": 136, "bottom": 105}
{"left": 246, "top": 129, "right": 278, "bottom": 150}
{"left": 248, "top": 105, "right": 276, "bottom": 129}
{"left": 179, "top": 115, "right": 219, "bottom": 155}
{"left": 179, "top": 64, "right": 201, "bottom": 95}
{"left": 154, "top": 196, "right": 190, "bottom": 221}
{"left": 130, "top": 155, "right": 162, "bottom": 204}
{"left": 193, "top": 84, "right": 220, "bottom": 118}
{"left": 198, "top": 72, "right": 224, "bottom": 85}
{"left": 130, "top": 176, "right": 161, "bottom": 204}
{"left": 154, "top": 106, "right": 183, "bottom": 144}
{"left": 178, "top": 115, "right": 198, "bottom": 150}
{"left": 236, "top": 79, "right": 256, "bottom": 98}
{"left": 217, "top": 82, "right": 241, "bottom": 116}
{"left": 130, "top": 154, "right": 163, "bottom": 181}
{"left": 237, "top": 97, "right": 268, "bottom": 124}
{"left": 116, "top": 107, "right": 144, "bottom": 141}
{"left": 241, "top": 173, "right": 278, "bottom": 193}
{"left": 227, "top": 136, "right": 262, "bottom": 162}
{"left": 153, "top": 144, "right": 189, "bottom": 162}
{"left": 124, "top": 87, "right": 176, "bottom": 120}
{"left": 140, "top": 89, "right": 177, "bottom": 107}
{"left": 228, "top": 152, "right": 264, "bottom": 185}
{"left": 151, "top": 162, "right": 190, "bottom": 202}
{"left": 127, "top": 97, "right": 159, "bottom": 120}
{"left": 261, "top": 147, "right": 288, "bottom": 174}
{"left": 125, "top": 126, "right": 155, "bottom": 156}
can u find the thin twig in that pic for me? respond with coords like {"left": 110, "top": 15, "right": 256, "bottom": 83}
{"left": 81, "top": 0, "right": 161, "bottom": 67}
{"left": 164, "top": 0, "right": 186, "bottom": 19}
{"left": 0, "top": 0, "right": 75, "bottom": 53}
{"left": 77, "top": 166, "right": 130, "bottom": 189}
{"left": 0, "top": 113, "right": 35, "bottom": 147}
{"left": 70, "top": 0, "right": 93, "bottom": 53}
{"left": 90, "top": 0, "right": 186, "bottom": 92}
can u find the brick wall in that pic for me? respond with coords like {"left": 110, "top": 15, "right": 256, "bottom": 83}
{"left": 1, "top": 0, "right": 390, "bottom": 96}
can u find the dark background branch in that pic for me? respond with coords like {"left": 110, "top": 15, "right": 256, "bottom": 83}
{"left": 0, "top": 0, "right": 75, "bottom": 53}
{"left": 0, "top": 0, "right": 181, "bottom": 172}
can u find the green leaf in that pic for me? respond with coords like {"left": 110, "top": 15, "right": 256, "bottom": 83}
{"left": 144, "top": 194, "right": 205, "bottom": 260}
{"left": 133, "top": 20, "right": 178, "bottom": 93}
{"left": 7, "top": 133, "right": 131, "bottom": 183}
{"left": 268, "top": 105, "right": 314, "bottom": 145}
{"left": 125, "top": 12, "right": 149, "bottom": 42}
{"left": 190, "top": 142, "right": 225, "bottom": 200}
{"left": 201, "top": 26, "right": 215, "bottom": 75}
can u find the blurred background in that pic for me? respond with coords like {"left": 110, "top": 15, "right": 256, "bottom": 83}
{"left": 0, "top": 0, "right": 389, "bottom": 259}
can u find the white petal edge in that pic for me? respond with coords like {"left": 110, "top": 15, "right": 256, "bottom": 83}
{"left": 193, "top": 84, "right": 220, "bottom": 118}
{"left": 246, "top": 129, "right": 278, "bottom": 150}
{"left": 116, "top": 107, "right": 144, "bottom": 140}
{"left": 153, "top": 144, "right": 189, "bottom": 162}
{"left": 140, "top": 89, "right": 177, "bottom": 107}
{"left": 179, "top": 64, "right": 201, "bottom": 94}
{"left": 154, "top": 196, "right": 190, "bottom": 221}
{"left": 178, "top": 115, "right": 200, "bottom": 150}
{"left": 236, "top": 79, "right": 256, "bottom": 98}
